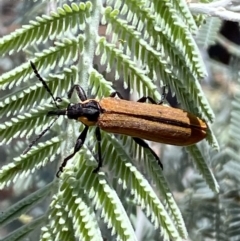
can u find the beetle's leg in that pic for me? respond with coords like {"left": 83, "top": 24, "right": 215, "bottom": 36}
{"left": 109, "top": 91, "right": 124, "bottom": 99}
{"left": 137, "top": 96, "right": 157, "bottom": 104}
{"left": 109, "top": 89, "right": 167, "bottom": 105}
{"left": 56, "top": 125, "right": 89, "bottom": 177}
{"left": 110, "top": 91, "right": 163, "bottom": 105}
{"left": 67, "top": 84, "right": 87, "bottom": 101}
{"left": 93, "top": 127, "right": 102, "bottom": 173}
{"left": 161, "top": 85, "right": 167, "bottom": 103}
{"left": 133, "top": 137, "right": 163, "bottom": 170}
{"left": 138, "top": 86, "right": 167, "bottom": 104}
{"left": 55, "top": 97, "right": 62, "bottom": 102}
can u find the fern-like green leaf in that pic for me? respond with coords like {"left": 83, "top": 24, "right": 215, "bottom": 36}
{"left": 89, "top": 69, "right": 114, "bottom": 98}
{"left": 101, "top": 133, "right": 183, "bottom": 240}
{"left": 126, "top": 135, "right": 188, "bottom": 238}
{"left": 43, "top": 180, "right": 103, "bottom": 241}
{"left": 0, "top": 66, "right": 76, "bottom": 118}
{"left": 229, "top": 86, "right": 240, "bottom": 144}
{"left": 103, "top": 6, "right": 214, "bottom": 123}
{"left": 44, "top": 149, "right": 138, "bottom": 241}
{"left": 0, "top": 36, "right": 84, "bottom": 90}
{"left": 0, "top": 182, "right": 55, "bottom": 228}
{"left": 2, "top": 216, "right": 46, "bottom": 241}
{"left": 97, "top": 37, "right": 160, "bottom": 98}
{"left": 169, "top": 0, "right": 198, "bottom": 34}
{"left": 0, "top": 103, "right": 58, "bottom": 144}
{"left": 0, "top": 137, "right": 61, "bottom": 188}
{"left": 0, "top": 2, "right": 92, "bottom": 57}
{"left": 196, "top": 17, "right": 222, "bottom": 48}
{"left": 186, "top": 145, "right": 219, "bottom": 193}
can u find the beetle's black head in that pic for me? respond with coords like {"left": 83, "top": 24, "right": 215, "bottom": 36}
{"left": 47, "top": 103, "right": 84, "bottom": 120}
{"left": 48, "top": 101, "right": 100, "bottom": 123}
{"left": 66, "top": 103, "right": 84, "bottom": 119}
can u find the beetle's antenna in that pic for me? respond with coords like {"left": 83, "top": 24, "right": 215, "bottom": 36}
{"left": 22, "top": 116, "right": 59, "bottom": 155}
{"left": 30, "top": 61, "right": 60, "bottom": 109}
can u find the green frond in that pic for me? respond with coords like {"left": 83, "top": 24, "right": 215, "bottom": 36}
{"left": 33, "top": 36, "right": 85, "bottom": 70}
{"left": 0, "top": 2, "right": 91, "bottom": 57}
{"left": 91, "top": 174, "right": 137, "bottom": 240}
{"left": 186, "top": 145, "right": 219, "bottom": 193}
{"left": 127, "top": 136, "right": 188, "bottom": 238}
{"left": 0, "top": 182, "right": 55, "bottom": 227}
{"left": 41, "top": 223, "right": 76, "bottom": 241}
{"left": 223, "top": 160, "right": 240, "bottom": 183}
{"left": 101, "top": 133, "right": 182, "bottom": 240}
{"left": 0, "top": 83, "right": 43, "bottom": 117}
{"left": 152, "top": 0, "right": 206, "bottom": 78}
{"left": 205, "top": 124, "right": 219, "bottom": 151}
{"left": 196, "top": 17, "right": 222, "bottom": 48}
{"left": 99, "top": 15, "right": 174, "bottom": 86}
{"left": 0, "top": 62, "right": 33, "bottom": 89}
{"left": 0, "top": 137, "right": 61, "bottom": 189}
{"left": 170, "top": 79, "right": 215, "bottom": 122}
{"left": 78, "top": 155, "right": 137, "bottom": 240}
{"left": 89, "top": 69, "right": 114, "bottom": 98}
{"left": 169, "top": 0, "right": 198, "bottom": 34}
{"left": 0, "top": 103, "right": 58, "bottom": 144}
{"left": 0, "top": 36, "right": 83, "bottom": 89}
{"left": 2, "top": 216, "right": 46, "bottom": 241}
{"left": 97, "top": 37, "right": 160, "bottom": 98}
{"left": 229, "top": 87, "right": 240, "bottom": 144}
{"left": 43, "top": 177, "right": 103, "bottom": 241}
{"left": 0, "top": 67, "right": 75, "bottom": 117}
{"left": 103, "top": 6, "right": 214, "bottom": 122}
{"left": 182, "top": 145, "right": 240, "bottom": 240}
{"left": 44, "top": 150, "right": 137, "bottom": 241}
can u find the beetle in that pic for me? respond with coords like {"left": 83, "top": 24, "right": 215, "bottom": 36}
{"left": 29, "top": 61, "right": 207, "bottom": 177}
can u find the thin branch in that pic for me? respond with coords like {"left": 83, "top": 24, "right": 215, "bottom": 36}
{"left": 189, "top": 0, "right": 240, "bottom": 22}
{"left": 205, "top": 0, "right": 232, "bottom": 8}
{"left": 217, "top": 34, "right": 240, "bottom": 57}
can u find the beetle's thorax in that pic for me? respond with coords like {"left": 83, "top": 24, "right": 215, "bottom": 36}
{"left": 67, "top": 100, "right": 101, "bottom": 126}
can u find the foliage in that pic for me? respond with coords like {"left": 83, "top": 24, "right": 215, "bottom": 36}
{"left": 0, "top": 0, "right": 225, "bottom": 240}
{"left": 170, "top": 65, "right": 240, "bottom": 241}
